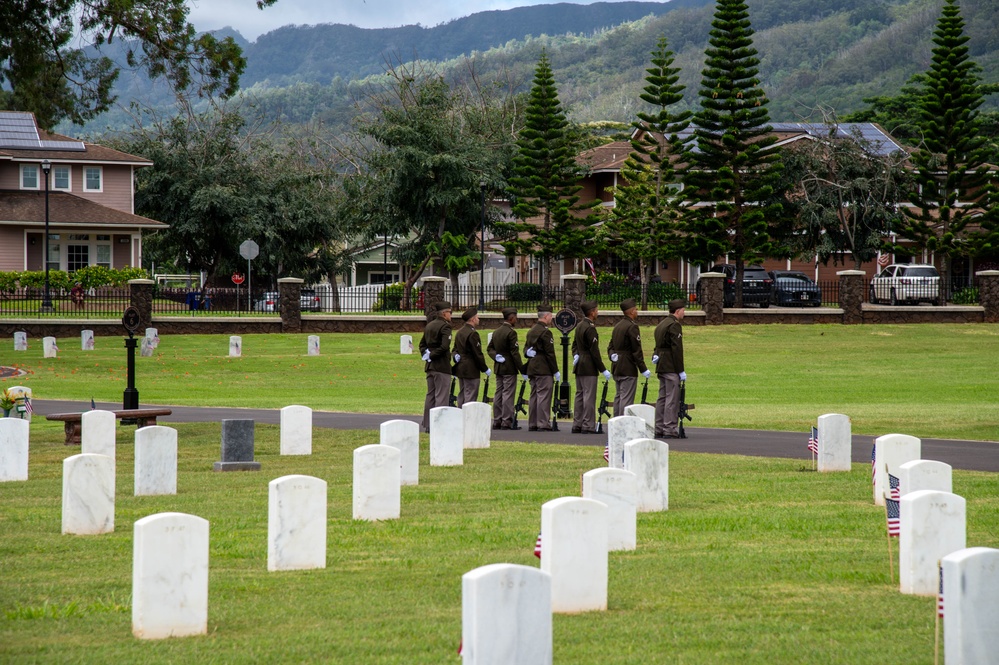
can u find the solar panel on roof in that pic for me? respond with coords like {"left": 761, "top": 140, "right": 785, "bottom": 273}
{"left": 0, "top": 111, "right": 85, "bottom": 151}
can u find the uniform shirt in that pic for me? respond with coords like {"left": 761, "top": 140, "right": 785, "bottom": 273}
{"left": 607, "top": 317, "right": 647, "bottom": 377}
{"left": 419, "top": 317, "right": 452, "bottom": 374}
{"left": 571, "top": 317, "right": 606, "bottom": 376}
{"left": 487, "top": 322, "right": 526, "bottom": 375}
{"left": 452, "top": 324, "right": 488, "bottom": 379}
{"left": 653, "top": 314, "right": 684, "bottom": 375}
{"left": 525, "top": 322, "right": 559, "bottom": 377}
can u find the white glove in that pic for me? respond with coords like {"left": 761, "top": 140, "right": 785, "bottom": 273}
{"left": 679, "top": 371, "right": 687, "bottom": 381}
{"left": 485, "top": 369, "right": 492, "bottom": 378}
{"left": 572, "top": 354, "right": 579, "bottom": 366}
{"left": 525, "top": 347, "right": 536, "bottom": 358}
{"left": 422, "top": 350, "right": 431, "bottom": 361}
{"left": 554, "top": 372, "right": 561, "bottom": 383}
{"left": 610, "top": 353, "right": 619, "bottom": 362}
{"left": 642, "top": 369, "right": 651, "bottom": 378}
{"left": 454, "top": 353, "right": 461, "bottom": 362}
{"left": 652, "top": 354, "right": 659, "bottom": 364}
{"left": 521, "top": 374, "right": 529, "bottom": 381}
{"left": 602, "top": 370, "right": 611, "bottom": 380}
{"left": 495, "top": 354, "right": 506, "bottom": 363}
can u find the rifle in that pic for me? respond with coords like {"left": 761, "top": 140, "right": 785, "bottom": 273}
{"left": 640, "top": 376, "right": 650, "bottom": 405}
{"left": 514, "top": 377, "right": 528, "bottom": 429}
{"left": 481, "top": 375, "right": 492, "bottom": 404}
{"left": 550, "top": 378, "right": 560, "bottom": 432}
{"left": 448, "top": 376, "right": 457, "bottom": 408}
{"left": 678, "top": 380, "right": 695, "bottom": 439}
{"left": 595, "top": 379, "right": 611, "bottom": 434}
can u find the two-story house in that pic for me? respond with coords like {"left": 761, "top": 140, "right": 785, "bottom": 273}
{"left": 0, "top": 111, "right": 166, "bottom": 274}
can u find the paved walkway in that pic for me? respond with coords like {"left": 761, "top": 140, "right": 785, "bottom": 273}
{"left": 34, "top": 399, "right": 999, "bottom": 472}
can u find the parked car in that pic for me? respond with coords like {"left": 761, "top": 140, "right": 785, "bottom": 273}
{"left": 696, "top": 264, "right": 772, "bottom": 307}
{"left": 254, "top": 291, "right": 280, "bottom": 312}
{"left": 300, "top": 288, "right": 321, "bottom": 312}
{"left": 768, "top": 270, "right": 822, "bottom": 307}
{"left": 869, "top": 264, "right": 940, "bottom": 305}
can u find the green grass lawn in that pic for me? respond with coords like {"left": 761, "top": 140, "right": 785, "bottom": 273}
{"left": 2, "top": 422, "right": 997, "bottom": 663}
{"left": 4, "top": 324, "right": 998, "bottom": 440}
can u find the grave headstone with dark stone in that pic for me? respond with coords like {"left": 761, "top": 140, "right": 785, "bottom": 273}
{"left": 213, "top": 420, "right": 260, "bottom": 471}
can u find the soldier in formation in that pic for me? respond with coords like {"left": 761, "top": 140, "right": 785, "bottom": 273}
{"left": 607, "top": 298, "right": 651, "bottom": 416}
{"left": 571, "top": 299, "right": 611, "bottom": 434}
{"left": 653, "top": 298, "right": 687, "bottom": 438}
{"left": 486, "top": 307, "right": 527, "bottom": 430}
{"left": 525, "top": 305, "right": 559, "bottom": 431}
{"left": 452, "top": 307, "right": 490, "bottom": 407}
{"left": 419, "top": 301, "right": 452, "bottom": 432}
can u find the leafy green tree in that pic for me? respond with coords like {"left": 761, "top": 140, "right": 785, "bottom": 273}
{"left": 601, "top": 36, "right": 691, "bottom": 310}
{"left": 684, "top": 0, "right": 787, "bottom": 306}
{"left": 502, "top": 50, "right": 595, "bottom": 303}
{"left": 0, "top": 0, "right": 276, "bottom": 128}
{"left": 899, "top": 0, "right": 992, "bottom": 298}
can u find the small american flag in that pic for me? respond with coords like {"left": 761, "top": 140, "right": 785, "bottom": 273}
{"left": 534, "top": 532, "right": 542, "bottom": 558}
{"left": 886, "top": 497, "right": 900, "bottom": 537}
{"left": 603, "top": 446, "right": 609, "bottom": 463}
{"left": 888, "top": 471, "right": 901, "bottom": 501}
{"left": 807, "top": 426, "right": 818, "bottom": 455}
{"left": 23, "top": 398, "right": 32, "bottom": 415}
{"left": 871, "top": 444, "right": 877, "bottom": 486}
{"left": 584, "top": 258, "right": 597, "bottom": 281}
{"left": 937, "top": 565, "right": 945, "bottom": 618}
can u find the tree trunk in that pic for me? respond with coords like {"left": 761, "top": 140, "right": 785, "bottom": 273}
{"left": 940, "top": 254, "right": 950, "bottom": 305}
{"left": 402, "top": 256, "right": 433, "bottom": 311}
{"left": 639, "top": 257, "right": 649, "bottom": 311}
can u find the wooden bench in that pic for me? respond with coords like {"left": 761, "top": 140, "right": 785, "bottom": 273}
{"left": 46, "top": 408, "right": 173, "bottom": 445}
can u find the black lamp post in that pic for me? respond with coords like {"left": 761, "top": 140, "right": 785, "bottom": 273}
{"left": 40, "top": 159, "right": 53, "bottom": 312}
{"left": 479, "top": 181, "right": 486, "bottom": 309}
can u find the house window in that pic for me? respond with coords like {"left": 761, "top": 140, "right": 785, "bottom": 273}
{"left": 47, "top": 235, "right": 60, "bottom": 272}
{"left": 53, "top": 166, "right": 71, "bottom": 190}
{"left": 21, "top": 164, "right": 39, "bottom": 190}
{"left": 68, "top": 244, "right": 90, "bottom": 273}
{"left": 84, "top": 166, "right": 102, "bottom": 192}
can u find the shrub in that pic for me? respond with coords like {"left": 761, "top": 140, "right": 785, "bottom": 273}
{"left": 505, "top": 282, "right": 543, "bottom": 301}
{"left": 17, "top": 270, "right": 71, "bottom": 291}
{"left": 952, "top": 287, "right": 979, "bottom": 305}
{"left": 372, "top": 283, "right": 417, "bottom": 311}
{"left": 0, "top": 271, "right": 17, "bottom": 294}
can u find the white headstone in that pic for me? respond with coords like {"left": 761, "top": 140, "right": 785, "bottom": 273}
{"left": 134, "top": 426, "right": 178, "bottom": 496}
{"left": 132, "top": 512, "right": 208, "bottom": 639}
{"left": 13, "top": 331, "right": 27, "bottom": 351}
{"left": 623, "top": 404, "right": 656, "bottom": 439}
{"left": 280, "top": 405, "right": 313, "bottom": 456}
{"left": 145, "top": 328, "right": 160, "bottom": 348}
{"left": 307, "top": 335, "right": 320, "bottom": 356}
{"left": 899, "top": 490, "right": 966, "bottom": 595}
{"left": 43, "top": 336, "right": 59, "bottom": 358}
{"left": 873, "top": 433, "right": 921, "bottom": 506}
{"left": 62, "top": 453, "right": 114, "bottom": 534}
{"left": 5, "top": 385, "right": 32, "bottom": 421}
{"left": 581, "top": 468, "right": 637, "bottom": 551}
{"left": 624, "top": 438, "right": 669, "bottom": 512}
{"left": 81, "top": 410, "right": 116, "bottom": 464}
{"left": 540, "top": 497, "right": 608, "bottom": 613}
{"left": 400, "top": 334, "right": 414, "bottom": 354}
{"left": 606, "top": 416, "right": 646, "bottom": 469}
{"left": 140, "top": 337, "right": 154, "bottom": 357}
{"left": 380, "top": 419, "right": 420, "bottom": 485}
{"left": 81, "top": 329, "right": 95, "bottom": 351}
{"left": 462, "top": 402, "right": 492, "bottom": 449}
{"left": 898, "top": 459, "right": 952, "bottom": 496}
{"left": 461, "top": 563, "right": 552, "bottom": 665}
{"left": 353, "top": 444, "right": 401, "bottom": 521}
{"left": 942, "top": 547, "right": 999, "bottom": 665}
{"left": 268, "top": 475, "right": 327, "bottom": 571}
{"left": 229, "top": 335, "right": 242, "bottom": 357}
{"left": 430, "top": 406, "right": 463, "bottom": 466}
{"left": 0, "top": 418, "right": 30, "bottom": 482}
{"left": 816, "top": 413, "right": 851, "bottom": 472}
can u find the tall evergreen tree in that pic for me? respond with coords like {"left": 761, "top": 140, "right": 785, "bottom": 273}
{"left": 503, "top": 50, "right": 594, "bottom": 302}
{"left": 602, "top": 36, "right": 691, "bottom": 310}
{"left": 684, "top": 0, "right": 787, "bottom": 307}
{"left": 900, "top": 0, "right": 991, "bottom": 298}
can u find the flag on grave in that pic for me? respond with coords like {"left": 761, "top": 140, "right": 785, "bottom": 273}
{"left": 888, "top": 471, "right": 900, "bottom": 501}
{"left": 603, "top": 446, "right": 609, "bottom": 463}
{"left": 886, "top": 497, "right": 900, "bottom": 537}
{"left": 23, "top": 398, "right": 32, "bottom": 414}
{"left": 534, "top": 532, "right": 542, "bottom": 558}
{"left": 807, "top": 427, "right": 819, "bottom": 455}
{"left": 937, "top": 565, "right": 945, "bottom": 618}
{"left": 871, "top": 444, "right": 877, "bottom": 486}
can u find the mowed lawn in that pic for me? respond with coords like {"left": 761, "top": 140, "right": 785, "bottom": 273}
{"left": 4, "top": 323, "right": 999, "bottom": 440}
{"left": 2, "top": 422, "right": 998, "bottom": 664}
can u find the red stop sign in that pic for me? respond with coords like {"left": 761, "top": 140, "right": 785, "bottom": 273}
{"left": 232, "top": 273, "right": 245, "bottom": 285}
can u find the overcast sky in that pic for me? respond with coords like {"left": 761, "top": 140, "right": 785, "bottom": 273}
{"left": 186, "top": 0, "right": 624, "bottom": 41}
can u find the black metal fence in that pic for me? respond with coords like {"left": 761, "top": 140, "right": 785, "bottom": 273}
{"left": 0, "top": 287, "right": 130, "bottom": 318}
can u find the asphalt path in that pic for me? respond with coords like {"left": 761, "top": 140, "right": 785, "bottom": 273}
{"left": 33, "top": 399, "right": 999, "bottom": 473}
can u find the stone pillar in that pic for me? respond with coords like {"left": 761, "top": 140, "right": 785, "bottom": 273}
{"left": 278, "top": 277, "right": 303, "bottom": 333}
{"left": 561, "top": 274, "right": 587, "bottom": 320}
{"left": 129, "top": 279, "right": 155, "bottom": 332}
{"left": 698, "top": 272, "right": 725, "bottom": 325}
{"left": 422, "top": 276, "right": 447, "bottom": 321}
{"left": 837, "top": 270, "right": 865, "bottom": 325}
{"left": 976, "top": 270, "right": 999, "bottom": 323}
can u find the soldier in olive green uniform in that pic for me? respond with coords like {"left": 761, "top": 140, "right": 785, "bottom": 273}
{"left": 419, "top": 301, "right": 453, "bottom": 432}
{"left": 607, "top": 298, "right": 651, "bottom": 417}
{"left": 525, "top": 306, "right": 560, "bottom": 431}
{"left": 452, "top": 307, "right": 491, "bottom": 407}
{"left": 571, "top": 300, "right": 612, "bottom": 433}
{"left": 487, "top": 307, "right": 527, "bottom": 429}
{"left": 653, "top": 298, "right": 687, "bottom": 438}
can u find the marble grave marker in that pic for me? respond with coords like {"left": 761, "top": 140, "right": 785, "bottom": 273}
{"left": 268, "top": 475, "right": 327, "bottom": 571}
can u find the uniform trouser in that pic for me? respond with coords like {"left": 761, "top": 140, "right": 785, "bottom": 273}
{"left": 493, "top": 374, "right": 517, "bottom": 427}
{"left": 655, "top": 372, "right": 681, "bottom": 437}
{"left": 573, "top": 374, "right": 597, "bottom": 432}
{"left": 613, "top": 375, "right": 637, "bottom": 417}
{"left": 422, "top": 371, "right": 452, "bottom": 431}
{"left": 456, "top": 377, "right": 480, "bottom": 407}
{"left": 528, "top": 375, "right": 554, "bottom": 429}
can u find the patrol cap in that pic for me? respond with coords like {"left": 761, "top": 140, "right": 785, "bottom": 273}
{"left": 435, "top": 301, "right": 452, "bottom": 312}
{"left": 501, "top": 307, "right": 518, "bottom": 318}
{"left": 668, "top": 298, "right": 686, "bottom": 313}
{"left": 538, "top": 304, "right": 553, "bottom": 314}
{"left": 581, "top": 300, "right": 598, "bottom": 315}
{"left": 620, "top": 298, "right": 637, "bottom": 312}
{"left": 461, "top": 306, "right": 478, "bottom": 321}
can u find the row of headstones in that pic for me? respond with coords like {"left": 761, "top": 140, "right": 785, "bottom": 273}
{"left": 227, "top": 335, "right": 321, "bottom": 357}
{"left": 11, "top": 331, "right": 323, "bottom": 358}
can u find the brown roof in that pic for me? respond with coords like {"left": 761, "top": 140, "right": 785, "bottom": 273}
{"left": 578, "top": 141, "right": 632, "bottom": 172}
{"left": 0, "top": 190, "right": 167, "bottom": 229}
{"left": 0, "top": 112, "right": 152, "bottom": 165}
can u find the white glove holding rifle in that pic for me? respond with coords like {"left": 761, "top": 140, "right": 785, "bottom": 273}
{"left": 422, "top": 350, "right": 431, "bottom": 361}
{"left": 495, "top": 354, "right": 506, "bottom": 363}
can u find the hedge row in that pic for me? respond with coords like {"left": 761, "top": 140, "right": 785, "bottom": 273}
{"left": 0, "top": 267, "right": 148, "bottom": 292}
